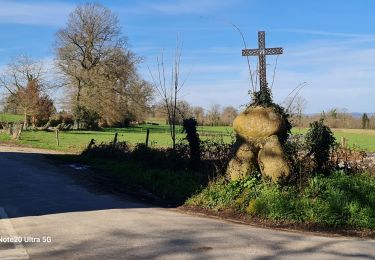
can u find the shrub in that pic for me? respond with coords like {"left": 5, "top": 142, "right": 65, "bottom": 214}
{"left": 73, "top": 105, "right": 100, "bottom": 130}
{"left": 81, "top": 141, "right": 130, "bottom": 158}
{"left": 182, "top": 118, "right": 201, "bottom": 168}
{"left": 305, "top": 119, "right": 336, "bottom": 174}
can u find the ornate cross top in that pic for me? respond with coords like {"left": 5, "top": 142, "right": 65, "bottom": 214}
{"left": 242, "top": 31, "right": 283, "bottom": 93}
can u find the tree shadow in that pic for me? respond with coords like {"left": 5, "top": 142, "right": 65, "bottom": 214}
{"left": 29, "top": 212, "right": 375, "bottom": 259}
{"left": 0, "top": 151, "right": 150, "bottom": 219}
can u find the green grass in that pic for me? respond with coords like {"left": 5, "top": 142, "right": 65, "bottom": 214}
{"left": 0, "top": 133, "right": 11, "bottom": 142}
{"left": 0, "top": 123, "right": 374, "bottom": 152}
{"left": 0, "top": 113, "right": 23, "bottom": 123}
{"left": 186, "top": 172, "right": 375, "bottom": 229}
{"left": 293, "top": 127, "right": 375, "bottom": 152}
{"left": 0, "top": 124, "right": 234, "bottom": 153}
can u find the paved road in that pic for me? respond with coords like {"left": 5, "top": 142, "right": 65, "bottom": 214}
{"left": 0, "top": 146, "right": 374, "bottom": 259}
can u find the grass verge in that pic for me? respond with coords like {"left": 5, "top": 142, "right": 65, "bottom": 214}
{"left": 185, "top": 172, "right": 375, "bottom": 233}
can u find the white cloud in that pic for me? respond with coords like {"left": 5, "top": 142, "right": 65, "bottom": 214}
{"left": 0, "top": 1, "right": 74, "bottom": 26}
{"left": 143, "top": 35, "right": 375, "bottom": 113}
{"left": 271, "top": 38, "right": 375, "bottom": 113}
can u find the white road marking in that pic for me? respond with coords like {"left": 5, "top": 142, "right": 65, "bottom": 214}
{"left": 0, "top": 207, "right": 29, "bottom": 260}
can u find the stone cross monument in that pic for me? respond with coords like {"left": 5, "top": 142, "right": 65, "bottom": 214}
{"left": 242, "top": 31, "right": 283, "bottom": 92}
{"left": 226, "top": 31, "right": 290, "bottom": 182}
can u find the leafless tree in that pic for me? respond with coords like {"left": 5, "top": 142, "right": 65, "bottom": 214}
{"left": 0, "top": 56, "right": 53, "bottom": 128}
{"left": 148, "top": 41, "right": 187, "bottom": 149}
{"left": 192, "top": 106, "right": 205, "bottom": 125}
{"left": 220, "top": 106, "right": 238, "bottom": 126}
{"left": 55, "top": 3, "right": 150, "bottom": 128}
{"left": 206, "top": 104, "right": 221, "bottom": 126}
{"left": 284, "top": 95, "right": 307, "bottom": 127}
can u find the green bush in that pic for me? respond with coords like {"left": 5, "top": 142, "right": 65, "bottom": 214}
{"left": 182, "top": 117, "right": 201, "bottom": 168}
{"left": 187, "top": 171, "right": 375, "bottom": 229}
{"left": 305, "top": 119, "right": 336, "bottom": 174}
{"left": 186, "top": 175, "right": 259, "bottom": 211}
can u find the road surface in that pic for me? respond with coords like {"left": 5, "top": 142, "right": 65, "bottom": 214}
{"left": 0, "top": 145, "right": 374, "bottom": 259}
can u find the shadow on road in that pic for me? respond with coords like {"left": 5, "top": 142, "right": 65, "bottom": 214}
{"left": 0, "top": 150, "right": 150, "bottom": 219}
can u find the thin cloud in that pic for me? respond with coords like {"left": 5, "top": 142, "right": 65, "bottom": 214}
{"left": 273, "top": 38, "right": 375, "bottom": 112}
{"left": 0, "top": 1, "right": 74, "bottom": 26}
{"left": 123, "top": 0, "right": 238, "bottom": 15}
{"left": 277, "top": 28, "right": 375, "bottom": 39}
{"left": 143, "top": 37, "right": 375, "bottom": 113}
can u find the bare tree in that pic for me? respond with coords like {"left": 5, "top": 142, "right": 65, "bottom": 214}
{"left": 284, "top": 95, "right": 307, "bottom": 127}
{"left": 221, "top": 106, "right": 238, "bottom": 126}
{"left": 148, "top": 41, "right": 187, "bottom": 149}
{"left": 206, "top": 104, "right": 221, "bottom": 126}
{"left": 0, "top": 56, "right": 53, "bottom": 128}
{"left": 192, "top": 106, "right": 205, "bottom": 125}
{"left": 55, "top": 3, "right": 149, "bottom": 128}
{"left": 176, "top": 100, "right": 193, "bottom": 123}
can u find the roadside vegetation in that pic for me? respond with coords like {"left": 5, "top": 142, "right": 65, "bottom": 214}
{"left": 50, "top": 118, "right": 375, "bottom": 234}
{"left": 186, "top": 172, "right": 375, "bottom": 230}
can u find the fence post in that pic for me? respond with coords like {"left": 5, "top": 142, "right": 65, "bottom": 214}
{"left": 340, "top": 137, "right": 347, "bottom": 148}
{"left": 55, "top": 129, "right": 60, "bottom": 146}
{"left": 113, "top": 132, "right": 118, "bottom": 145}
{"left": 145, "top": 129, "right": 150, "bottom": 147}
{"left": 87, "top": 139, "right": 95, "bottom": 150}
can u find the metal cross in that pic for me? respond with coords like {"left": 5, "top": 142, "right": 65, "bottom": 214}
{"left": 242, "top": 31, "right": 283, "bottom": 92}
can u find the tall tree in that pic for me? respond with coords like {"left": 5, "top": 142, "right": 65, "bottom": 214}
{"left": 55, "top": 3, "right": 151, "bottom": 128}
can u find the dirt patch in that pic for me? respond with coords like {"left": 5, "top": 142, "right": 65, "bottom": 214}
{"left": 179, "top": 205, "right": 375, "bottom": 239}
{"left": 0, "top": 144, "right": 72, "bottom": 155}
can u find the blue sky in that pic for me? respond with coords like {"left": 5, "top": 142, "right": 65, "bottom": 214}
{"left": 0, "top": 0, "right": 374, "bottom": 113}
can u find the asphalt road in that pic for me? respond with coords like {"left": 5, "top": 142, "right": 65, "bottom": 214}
{"left": 0, "top": 146, "right": 374, "bottom": 259}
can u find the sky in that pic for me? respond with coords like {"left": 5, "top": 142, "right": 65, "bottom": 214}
{"left": 0, "top": 0, "right": 374, "bottom": 113}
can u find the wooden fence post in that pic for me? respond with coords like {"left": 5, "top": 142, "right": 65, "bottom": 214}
{"left": 113, "top": 132, "right": 118, "bottom": 145}
{"left": 145, "top": 129, "right": 150, "bottom": 147}
{"left": 87, "top": 139, "right": 95, "bottom": 150}
{"left": 55, "top": 129, "right": 60, "bottom": 146}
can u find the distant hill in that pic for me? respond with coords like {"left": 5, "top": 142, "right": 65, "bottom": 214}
{"left": 306, "top": 112, "right": 375, "bottom": 118}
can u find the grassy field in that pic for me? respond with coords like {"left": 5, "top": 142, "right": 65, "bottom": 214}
{"left": 292, "top": 127, "right": 375, "bottom": 152}
{"left": 0, "top": 121, "right": 374, "bottom": 152}
{"left": 0, "top": 113, "right": 24, "bottom": 123}
{"left": 0, "top": 124, "right": 234, "bottom": 153}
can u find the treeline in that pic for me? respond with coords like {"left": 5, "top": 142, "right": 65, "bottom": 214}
{"left": 149, "top": 102, "right": 238, "bottom": 126}
{"left": 291, "top": 108, "right": 375, "bottom": 129}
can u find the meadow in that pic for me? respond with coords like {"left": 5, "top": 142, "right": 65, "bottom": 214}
{"left": 0, "top": 113, "right": 24, "bottom": 123}
{"left": 0, "top": 113, "right": 374, "bottom": 152}
{"left": 0, "top": 125, "right": 234, "bottom": 152}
